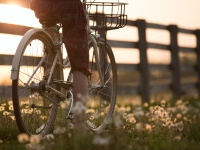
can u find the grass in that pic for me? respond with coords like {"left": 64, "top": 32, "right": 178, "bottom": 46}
{"left": 1, "top": 96, "right": 200, "bottom": 150}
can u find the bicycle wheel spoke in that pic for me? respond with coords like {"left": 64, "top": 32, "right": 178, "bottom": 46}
{"left": 90, "top": 88, "right": 112, "bottom": 98}
{"left": 87, "top": 38, "right": 117, "bottom": 131}
{"left": 104, "top": 74, "right": 113, "bottom": 85}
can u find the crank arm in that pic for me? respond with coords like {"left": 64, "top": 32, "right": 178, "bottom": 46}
{"left": 46, "top": 85, "right": 66, "bottom": 100}
{"left": 40, "top": 90, "right": 60, "bottom": 107}
{"left": 31, "top": 104, "right": 52, "bottom": 109}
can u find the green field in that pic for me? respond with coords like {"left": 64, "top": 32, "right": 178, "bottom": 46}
{"left": 1, "top": 96, "right": 200, "bottom": 150}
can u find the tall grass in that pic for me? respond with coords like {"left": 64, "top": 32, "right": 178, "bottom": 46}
{"left": 1, "top": 96, "right": 200, "bottom": 150}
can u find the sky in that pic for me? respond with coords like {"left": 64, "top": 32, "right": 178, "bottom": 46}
{"left": 0, "top": 0, "right": 199, "bottom": 85}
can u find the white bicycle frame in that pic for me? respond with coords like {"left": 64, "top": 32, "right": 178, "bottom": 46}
{"left": 11, "top": 0, "right": 104, "bottom": 92}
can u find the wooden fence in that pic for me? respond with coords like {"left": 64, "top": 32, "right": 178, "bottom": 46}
{"left": 110, "top": 19, "right": 200, "bottom": 102}
{"left": 0, "top": 20, "right": 199, "bottom": 102}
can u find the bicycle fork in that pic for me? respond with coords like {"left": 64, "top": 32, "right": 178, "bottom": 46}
{"left": 89, "top": 34, "right": 104, "bottom": 86}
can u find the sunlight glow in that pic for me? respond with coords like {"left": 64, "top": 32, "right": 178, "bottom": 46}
{"left": 0, "top": 4, "right": 40, "bottom": 27}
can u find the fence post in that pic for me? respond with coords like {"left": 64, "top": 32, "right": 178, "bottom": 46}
{"left": 168, "top": 25, "right": 181, "bottom": 98}
{"left": 195, "top": 30, "right": 200, "bottom": 96}
{"left": 136, "top": 19, "right": 149, "bottom": 102}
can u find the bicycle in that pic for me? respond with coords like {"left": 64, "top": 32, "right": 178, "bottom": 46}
{"left": 10, "top": 0, "right": 127, "bottom": 136}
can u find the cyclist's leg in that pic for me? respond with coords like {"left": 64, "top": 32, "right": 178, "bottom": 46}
{"left": 73, "top": 71, "right": 88, "bottom": 131}
{"left": 60, "top": 0, "right": 91, "bottom": 131}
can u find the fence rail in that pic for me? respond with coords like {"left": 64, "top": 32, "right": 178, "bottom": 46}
{"left": 0, "top": 3, "right": 200, "bottom": 102}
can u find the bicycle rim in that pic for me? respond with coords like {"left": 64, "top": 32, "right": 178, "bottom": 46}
{"left": 12, "top": 33, "right": 60, "bottom": 135}
{"left": 87, "top": 38, "right": 117, "bottom": 131}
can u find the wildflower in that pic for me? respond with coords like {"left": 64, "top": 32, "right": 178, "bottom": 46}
{"left": 149, "top": 106, "right": 153, "bottom": 111}
{"left": 183, "top": 117, "right": 188, "bottom": 121}
{"left": 93, "top": 135, "right": 110, "bottom": 146}
{"left": 173, "top": 136, "right": 181, "bottom": 142}
{"left": 36, "top": 110, "right": 41, "bottom": 115}
{"left": 3, "top": 111, "right": 11, "bottom": 116}
{"left": 127, "top": 117, "right": 136, "bottom": 124}
{"left": 77, "top": 93, "right": 88, "bottom": 103}
{"left": 161, "top": 99, "right": 166, "bottom": 107}
{"left": 25, "top": 143, "right": 43, "bottom": 150}
{"left": 177, "top": 105, "right": 188, "bottom": 114}
{"left": 21, "top": 101, "right": 30, "bottom": 106}
{"left": 167, "top": 107, "right": 177, "bottom": 113}
{"left": 125, "top": 106, "right": 131, "bottom": 112}
{"left": 92, "top": 111, "right": 99, "bottom": 119}
{"left": 123, "top": 113, "right": 128, "bottom": 119}
{"left": 136, "top": 123, "right": 143, "bottom": 131}
{"left": 86, "top": 109, "right": 95, "bottom": 114}
{"left": 126, "top": 113, "right": 135, "bottom": 119}
{"left": 9, "top": 105, "right": 14, "bottom": 111}
{"left": 10, "top": 116, "right": 16, "bottom": 120}
{"left": 46, "top": 134, "right": 54, "bottom": 141}
{"left": 118, "top": 107, "right": 126, "bottom": 114}
{"left": 29, "top": 109, "right": 33, "bottom": 114}
{"left": 72, "top": 101, "right": 86, "bottom": 115}
{"left": 176, "top": 113, "right": 182, "bottom": 119}
{"left": 176, "top": 121, "right": 184, "bottom": 131}
{"left": 53, "top": 126, "right": 66, "bottom": 134}
{"left": 145, "top": 124, "right": 152, "bottom": 132}
{"left": 176, "top": 100, "right": 182, "bottom": 105}
{"left": 29, "top": 135, "right": 41, "bottom": 145}
{"left": 133, "top": 107, "right": 144, "bottom": 117}
{"left": 90, "top": 116, "right": 94, "bottom": 121}
{"left": 103, "top": 101, "right": 108, "bottom": 105}
{"left": 40, "top": 116, "right": 47, "bottom": 120}
{"left": 23, "top": 101, "right": 30, "bottom": 105}
{"left": 18, "top": 133, "right": 29, "bottom": 143}
{"left": 8, "top": 101, "right": 13, "bottom": 106}
{"left": 143, "top": 102, "right": 148, "bottom": 107}
{"left": 25, "top": 144, "right": 32, "bottom": 149}
{"left": 21, "top": 101, "right": 25, "bottom": 106}
{"left": 100, "top": 112, "right": 105, "bottom": 116}
{"left": 0, "top": 103, "right": 6, "bottom": 107}
{"left": 60, "top": 100, "right": 69, "bottom": 109}
{"left": 0, "top": 106, "right": 5, "bottom": 111}
{"left": 68, "top": 123, "right": 74, "bottom": 129}
{"left": 114, "top": 115, "right": 123, "bottom": 127}
{"left": 165, "top": 120, "right": 175, "bottom": 129}
{"left": 21, "top": 109, "right": 29, "bottom": 114}
{"left": 150, "top": 99, "right": 155, "bottom": 104}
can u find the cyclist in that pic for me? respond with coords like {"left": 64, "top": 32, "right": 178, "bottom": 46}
{"left": 30, "top": 0, "right": 91, "bottom": 132}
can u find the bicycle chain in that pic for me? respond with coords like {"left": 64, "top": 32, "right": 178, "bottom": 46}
{"left": 38, "top": 80, "right": 60, "bottom": 107}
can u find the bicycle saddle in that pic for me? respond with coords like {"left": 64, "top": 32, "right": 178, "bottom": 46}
{"left": 39, "top": 17, "right": 59, "bottom": 27}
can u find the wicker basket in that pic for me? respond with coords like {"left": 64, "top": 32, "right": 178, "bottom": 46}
{"left": 86, "top": 2, "right": 127, "bottom": 30}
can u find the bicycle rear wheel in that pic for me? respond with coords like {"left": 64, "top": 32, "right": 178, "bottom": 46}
{"left": 12, "top": 33, "right": 61, "bottom": 135}
{"left": 87, "top": 37, "right": 117, "bottom": 131}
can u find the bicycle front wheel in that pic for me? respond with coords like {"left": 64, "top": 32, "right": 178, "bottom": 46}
{"left": 87, "top": 37, "right": 117, "bottom": 131}
{"left": 12, "top": 32, "right": 61, "bottom": 135}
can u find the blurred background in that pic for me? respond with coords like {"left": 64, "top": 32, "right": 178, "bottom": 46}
{"left": 0, "top": 0, "right": 200, "bottom": 100}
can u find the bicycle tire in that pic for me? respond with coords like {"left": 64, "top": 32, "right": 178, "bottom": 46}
{"left": 87, "top": 37, "right": 117, "bottom": 131}
{"left": 12, "top": 32, "right": 62, "bottom": 136}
